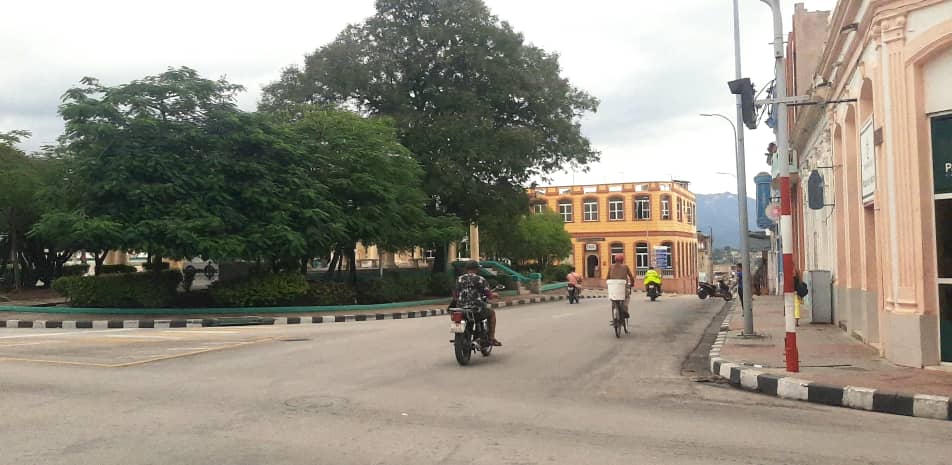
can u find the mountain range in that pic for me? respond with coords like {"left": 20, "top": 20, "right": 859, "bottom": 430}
{"left": 695, "top": 193, "right": 758, "bottom": 249}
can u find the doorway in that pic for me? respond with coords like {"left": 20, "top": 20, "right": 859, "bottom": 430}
{"left": 586, "top": 255, "right": 599, "bottom": 279}
{"left": 931, "top": 114, "right": 952, "bottom": 361}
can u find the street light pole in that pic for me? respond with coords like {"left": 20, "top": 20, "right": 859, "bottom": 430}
{"left": 759, "top": 0, "right": 798, "bottom": 372}
{"left": 700, "top": 112, "right": 753, "bottom": 336}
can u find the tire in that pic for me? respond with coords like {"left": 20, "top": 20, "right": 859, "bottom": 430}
{"left": 622, "top": 314, "right": 629, "bottom": 334}
{"left": 454, "top": 332, "right": 472, "bottom": 366}
{"left": 650, "top": 294, "right": 657, "bottom": 302}
{"left": 612, "top": 301, "right": 621, "bottom": 338}
{"left": 697, "top": 289, "right": 708, "bottom": 300}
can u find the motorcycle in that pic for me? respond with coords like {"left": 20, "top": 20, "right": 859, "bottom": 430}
{"left": 646, "top": 282, "right": 661, "bottom": 301}
{"left": 697, "top": 281, "right": 733, "bottom": 301}
{"left": 449, "top": 284, "right": 505, "bottom": 366}
{"left": 567, "top": 284, "right": 580, "bottom": 304}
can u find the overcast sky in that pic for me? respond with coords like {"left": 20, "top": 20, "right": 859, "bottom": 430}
{"left": 1, "top": 0, "right": 836, "bottom": 196}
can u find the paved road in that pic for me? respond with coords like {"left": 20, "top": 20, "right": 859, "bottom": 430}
{"left": 1, "top": 295, "right": 950, "bottom": 465}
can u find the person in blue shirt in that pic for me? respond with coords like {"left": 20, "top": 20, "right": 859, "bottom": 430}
{"left": 736, "top": 263, "right": 744, "bottom": 309}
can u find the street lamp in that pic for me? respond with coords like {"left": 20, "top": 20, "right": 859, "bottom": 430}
{"left": 700, "top": 111, "right": 754, "bottom": 336}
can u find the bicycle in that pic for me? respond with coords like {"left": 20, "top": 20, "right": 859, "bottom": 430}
{"left": 608, "top": 282, "right": 631, "bottom": 338}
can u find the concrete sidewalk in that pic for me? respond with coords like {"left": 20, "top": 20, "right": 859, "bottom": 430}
{"left": 713, "top": 295, "right": 952, "bottom": 420}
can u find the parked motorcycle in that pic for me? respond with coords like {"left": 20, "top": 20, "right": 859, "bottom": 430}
{"left": 449, "top": 284, "right": 505, "bottom": 366}
{"left": 697, "top": 281, "right": 733, "bottom": 301}
{"left": 646, "top": 282, "right": 661, "bottom": 301}
{"left": 567, "top": 284, "right": 580, "bottom": 304}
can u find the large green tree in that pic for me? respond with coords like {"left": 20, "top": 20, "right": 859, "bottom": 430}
{"left": 53, "top": 68, "right": 342, "bottom": 266}
{"left": 0, "top": 133, "right": 75, "bottom": 289}
{"left": 260, "top": 0, "right": 599, "bottom": 268}
{"left": 283, "top": 107, "right": 462, "bottom": 282}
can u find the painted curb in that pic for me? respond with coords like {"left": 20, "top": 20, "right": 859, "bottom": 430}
{"left": 0, "top": 294, "right": 607, "bottom": 330}
{"left": 708, "top": 305, "right": 952, "bottom": 421}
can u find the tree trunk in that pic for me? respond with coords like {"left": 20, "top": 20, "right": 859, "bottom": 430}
{"left": 432, "top": 242, "right": 447, "bottom": 274}
{"left": 300, "top": 256, "right": 308, "bottom": 275}
{"left": 95, "top": 250, "right": 108, "bottom": 270}
{"left": 326, "top": 249, "right": 341, "bottom": 281}
{"left": 348, "top": 251, "right": 357, "bottom": 285}
{"left": 9, "top": 214, "right": 20, "bottom": 291}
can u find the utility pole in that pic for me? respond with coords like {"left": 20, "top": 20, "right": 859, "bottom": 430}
{"left": 731, "top": 0, "right": 754, "bottom": 336}
{"left": 760, "top": 0, "right": 799, "bottom": 372}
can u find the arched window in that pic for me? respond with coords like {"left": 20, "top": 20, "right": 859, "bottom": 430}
{"left": 583, "top": 197, "right": 599, "bottom": 222}
{"left": 661, "top": 195, "right": 671, "bottom": 220}
{"left": 608, "top": 196, "right": 625, "bottom": 221}
{"left": 558, "top": 199, "right": 574, "bottom": 223}
{"left": 677, "top": 198, "right": 684, "bottom": 222}
{"left": 635, "top": 195, "right": 651, "bottom": 220}
{"left": 610, "top": 243, "right": 624, "bottom": 263}
{"left": 660, "top": 241, "right": 674, "bottom": 272}
{"left": 635, "top": 242, "right": 649, "bottom": 269}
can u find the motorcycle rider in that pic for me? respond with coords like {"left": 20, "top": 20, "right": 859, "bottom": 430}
{"left": 607, "top": 253, "right": 635, "bottom": 318}
{"left": 454, "top": 261, "right": 501, "bottom": 346}
{"left": 566, "top": 267, "right": 583, "bottom": 302}
{"left": 643, "top": 266, "right": 662, "bottom": 295}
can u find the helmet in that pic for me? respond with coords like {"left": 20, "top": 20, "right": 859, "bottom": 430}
{"left": 614, "top": 253, "right": 625, "bottom": 264}
{"left": 464, "top": 260, "right": 480, "bottom": 271}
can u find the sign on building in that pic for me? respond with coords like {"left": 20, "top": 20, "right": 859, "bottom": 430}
{"left": 654, "top": 246, "right": 670, "bottom": 268}
{"left": 585, "top": 243, "right": 598, "bottom": 252}
{"left": 861, "top": 119, "right": 876, "bottom": 203}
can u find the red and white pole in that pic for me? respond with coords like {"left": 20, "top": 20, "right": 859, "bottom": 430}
{"left": 759, "top": 0, "right": 799, "bottom": 372}
{"left": 779, "top": 177, "right": 799, "bottom": 372}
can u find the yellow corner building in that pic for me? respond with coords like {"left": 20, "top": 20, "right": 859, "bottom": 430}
{"left": 531, "top": 181, "right": 699, "bottom": 294}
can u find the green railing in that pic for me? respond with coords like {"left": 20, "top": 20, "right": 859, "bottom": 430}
{"left": 452, "top": 260, "right": 542, "bottom": 283}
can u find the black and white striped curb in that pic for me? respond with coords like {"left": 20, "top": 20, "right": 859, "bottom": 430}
{"left": 709, "top": 308, "right": 952, "bottom": 421}
{"left": 0, "top": 294, "right": 607, "bottom": 330}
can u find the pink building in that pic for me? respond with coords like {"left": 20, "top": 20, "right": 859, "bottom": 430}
{"left": 790, "top": 0, "right": 952, "bottom": 367}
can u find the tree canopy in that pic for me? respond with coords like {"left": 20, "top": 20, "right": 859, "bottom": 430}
{"left": 260, "top": 0, "right": 599, "bottom": 229}
{"left": 481, "top": 209, "right": 572, "bottom": 267}
{"left": 44, "top": 67, "right": 460, "bottom": 278}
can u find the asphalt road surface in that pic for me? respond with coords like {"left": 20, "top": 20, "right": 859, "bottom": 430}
{"left": 2, "top": 294, "right": 950, "bottom": 465}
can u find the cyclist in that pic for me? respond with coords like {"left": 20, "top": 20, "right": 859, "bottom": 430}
{"left": 606, "top": 253, "right": 635, "bottom": 318}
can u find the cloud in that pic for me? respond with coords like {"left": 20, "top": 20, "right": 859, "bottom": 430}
{"left": 2, "top": 0, "right": 836, "bottom": 196}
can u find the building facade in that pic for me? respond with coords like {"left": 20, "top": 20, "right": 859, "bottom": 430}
{"left": 697, "top": 231, "right": 714, "bottom": 284}
{"left": 530, "top": 181, "right": 699, "bottom": 294}
{"left": 787, "top": 0, "right": 952, "bottom": 367}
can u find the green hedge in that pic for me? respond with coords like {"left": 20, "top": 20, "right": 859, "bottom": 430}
{"left": 97, "top": 264, "right": 137, "bottom": 274}
{"left": 308, "top": 281, "right": 358, "bottom": 306}
{"left": 143, "top": 262, "right": 170, "bottom": 272}
{"left": 543, "top": 264, "right": 573, "bottom": 283}
{"left": 62, "top": 264, "right": 91, "bottom": 277}
{"left": 208, "top": 273, "right": 309, "bottom": 307}
{"left": 53, "top": 271, "right": 183, "bottom": 308}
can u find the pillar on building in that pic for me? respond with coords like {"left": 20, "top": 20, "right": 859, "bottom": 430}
{"left": 469, "top": 223, "right": 480, "bottom": 260}
{"left": 448, "top": 242, "right": 458, "bottom": 263}
{"left": 380, "top": 250, "right": 396, "bottom": 269}
{"left": 104, "top": 251, "right": 128, "bottom": 266}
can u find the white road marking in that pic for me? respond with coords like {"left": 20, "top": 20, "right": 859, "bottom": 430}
{"left": 0, "top": 340, "right": 68, "bottom": 348}
{"left": 0, "top": 328, "right": 136, "bottom": 340}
